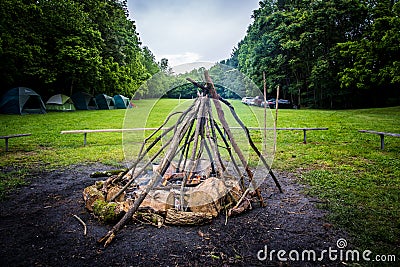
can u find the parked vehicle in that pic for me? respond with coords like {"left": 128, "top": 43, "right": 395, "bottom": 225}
{"left": 241, "top": 97, "right": 254, "bottom": 105}
{"left": 277, "top": 99, "right": 292, "bottom": 108}
{"left": 261, "top": 98, "right": 276, "bottom": 108}
{"left": 261, "top": 98, "right": 293, "bottom": 109}
{"left": 251, "top": 96, "right": 263, "bottom": 106}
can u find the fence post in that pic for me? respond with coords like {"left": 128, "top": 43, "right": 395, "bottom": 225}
{"left": 380, "top": 134, "right": 385, "bottom": 150}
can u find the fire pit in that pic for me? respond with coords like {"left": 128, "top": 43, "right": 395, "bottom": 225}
{"left": 84, "top": 70, "right": 282, "bottom": 247}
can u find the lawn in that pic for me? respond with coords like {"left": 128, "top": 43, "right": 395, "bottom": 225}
{"left": 0, "top": 99, "right": 399, "bottom": 257}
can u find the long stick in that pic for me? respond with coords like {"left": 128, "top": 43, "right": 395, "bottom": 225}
{"left": 211, "top": 119, "right": 245, "bottom": 190}
{"left": 110, "top": 136, "right": 173, "bottom": 202}
{"left": 111, "top": 100, "right": 200, "bottom": 201}
{"left": 190, "top": 75, "right": 282, "bottom": 193}
{"left": 176, "top": 118, "right": 195, "bottom": 172}
{"left": 218, "top": 96, "right": 283, "bottom": 193}
{"left": 205, "top": 98, "right": 226, "bottom": 174}
{"left": 263, "top": 71, "right": 267, "bottom": 153}
{"left": 180, "top": 96, "right": 207, "bottom": 210}
{"left": 100, "top": 104, "right": 198, "bottom": 246}
{"left": 190, "top": 73, "right": 265, "bottom": 205}
{"left": 274, "top": 85, "right": 280, "bottom": 153}
{"left": 203, "top": 137, "right": 217, "bottom": 175}
{"left": 230, "top": 188, "right": 250, "bottom": 211}
{"left": 118, "top": 109, "right": 191, "bottom": 180}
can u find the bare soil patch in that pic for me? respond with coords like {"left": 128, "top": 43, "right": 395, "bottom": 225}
{"left": 0, "top": 164, "right": 347, "bottom": 266}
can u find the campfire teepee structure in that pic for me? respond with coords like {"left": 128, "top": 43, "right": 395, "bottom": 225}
{"left": 85, "top": 71, "right": 282, "bottom": 247}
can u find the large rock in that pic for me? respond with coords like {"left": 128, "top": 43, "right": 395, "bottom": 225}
{"left": 140, "top": 189, "right": 175, "bottom": 213}
{"left": 106, "top": 185, "right": 126, "bottom": 202}
{"left": 92, "top": 200, "right": 125, "bottom": 224}
{"left": 187, "top": 177, "right": 228, "bottom": 217}
{"left": 83, "top": 185, "right": 105, "bottom": 212}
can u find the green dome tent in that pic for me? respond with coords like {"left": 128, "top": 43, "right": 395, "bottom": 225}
{"left": 0, "top": 87, "right": 46, "bottom": 115}
{"left": 113, "top": 94, "right": 131, "bottom": 109}
{"left": 96, "top": 94, "right": 115, "bottom": 110}
{"left": 71, "top": 92, "right": 98, "bottom": 110}
{"left": 46, "top": 94, "right": 76, "bottom": 111}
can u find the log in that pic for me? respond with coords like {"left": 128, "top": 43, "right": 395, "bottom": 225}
{"left": 133, "top": 210, "right": 164, "bottom": 228}
{"left": 89, "top": 169, "right": 128, "bottom": 178}
{"left": 165, "top": 209, "right": 212, "bottom": 226}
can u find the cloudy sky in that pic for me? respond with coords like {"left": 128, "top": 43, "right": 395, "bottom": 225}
{"left": 127, "top": 0, "right": 260, "bottom": 67}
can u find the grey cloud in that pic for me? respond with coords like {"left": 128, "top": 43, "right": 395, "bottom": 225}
{"left": 128, "top": 0, "right": 260, "bottom": 65}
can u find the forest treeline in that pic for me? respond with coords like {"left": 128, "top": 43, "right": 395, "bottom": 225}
{"left": 0, "top": 0, "right": 159, "bottom": 99}
{"left": 2, "top": 0, "right": 399, "bottom": 108}
{"left": 222, "top": 0, "right": 400, "bottom": 108}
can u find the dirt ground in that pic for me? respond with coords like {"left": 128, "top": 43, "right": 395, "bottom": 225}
{"left": 0, "top": 164, "right": 348, "bottom": 266}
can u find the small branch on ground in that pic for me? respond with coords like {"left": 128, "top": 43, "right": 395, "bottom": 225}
{"left": 73, "top": 214, "right": 87, "bottom": 236}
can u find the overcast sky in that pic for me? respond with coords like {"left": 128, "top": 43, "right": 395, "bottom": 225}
{"left": 127, "top": 0, "right": 260, "bottom": 67}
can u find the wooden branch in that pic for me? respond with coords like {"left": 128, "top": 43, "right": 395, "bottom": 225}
{"left": 211, "top": 119, "right": 245, "bottom": 190}
{"left": 110, "top": 99, "right": 201, "bottom": 202}
{"left": 203, "top": 71, "right": 264, "bottom": 205}
{"left": 98, "top": 172, "right": 163, "bottom": 247}
{"left": 231, "top": 188, "right": 250, "bottom": 211}
{"left": 109, "top": 136, "right": 173, "bottom": 202}
{"left": 274, "top": 85, "right": 280, "bottom": 152}
{"left": 101, "top": 176, "right": 114, "bottom": 196}
{"left": 203, "top": 137, "right": 217, "bottom": 176}
{"left": 100, "top": 102, "right": 201, "bottom": 247}
{"left": 205, "top": 98, "right": 226, "bottom": 175}
{"left": 176, "top": 118, "right": 195, "bottom": 172}
{"left": 125, "top": 111, "right": 187, "bottom": 178}
{"left": 217, "top": 95, "right": 283, "bottom": 194}
{"left": 180, "top": 97, "right": 206, "bottom": 210}
{"left": 117, "top": 103, "right": 197, "bottom": 180}
{"left": 188, "top": 97, "right": 206, "bottom": 170}
{"left": 73, "top": 214, "right": 87, "bottom": 236}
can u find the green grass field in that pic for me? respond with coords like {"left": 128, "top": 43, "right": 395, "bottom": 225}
{"left": 1, "top": 99, "right": 399, "bottom": 257}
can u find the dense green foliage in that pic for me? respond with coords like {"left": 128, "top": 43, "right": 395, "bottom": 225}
{"left": 223, "top": 0, "right": 400, "bottom": 108}
{"left": 0, "top": 0, "right": 159, "bottom": 99}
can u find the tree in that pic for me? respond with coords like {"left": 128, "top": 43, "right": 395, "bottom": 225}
{"left": 0, "top": 0, "right": 157, "bottom": 98}
{"left": 228, "top": 0, "right": 398, "bottom": 108}
{"left": 141, "top": 46, "right": 160, "bottom": 76}
{"left": 337, "top": 1, "right": 400, "bottom": 107}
